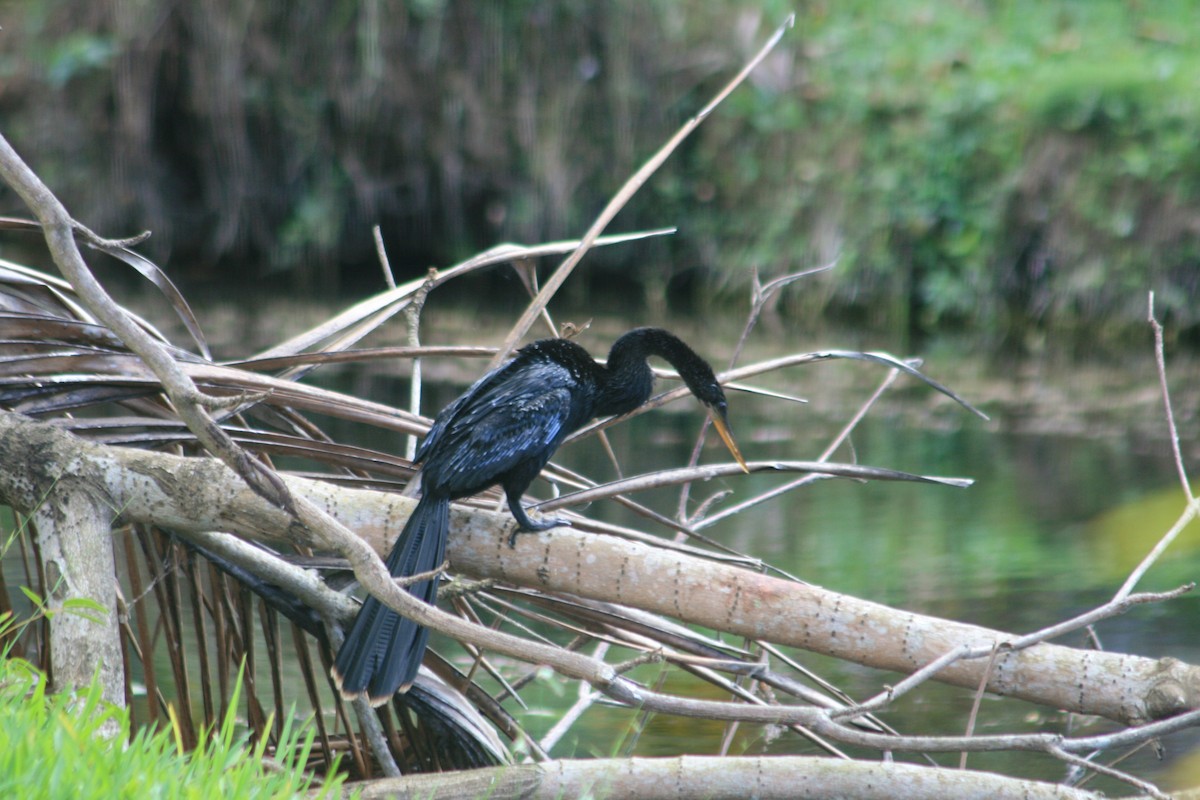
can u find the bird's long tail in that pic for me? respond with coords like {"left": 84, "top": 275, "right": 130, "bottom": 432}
{"left": 331, "top": 494, "right": 449, "bottom": 705}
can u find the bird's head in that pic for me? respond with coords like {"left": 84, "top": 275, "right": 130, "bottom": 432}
{"left": 613, "top": 327, "right": 750, "bottom": 474}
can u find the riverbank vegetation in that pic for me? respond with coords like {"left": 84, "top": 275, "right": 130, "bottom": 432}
{"left": 3, "top": 1, "right": 1198, "bottom": 344}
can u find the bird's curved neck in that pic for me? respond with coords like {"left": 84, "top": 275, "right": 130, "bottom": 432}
{"left": 597, "top": 328, "right": 705, "bottom": 417}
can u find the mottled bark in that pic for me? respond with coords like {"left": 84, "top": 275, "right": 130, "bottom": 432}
{"left": 353, "top": 756, "right": 1104, "bottom": 800}
{"left": 21, "top": 442, "right": 123, "bottom": 706}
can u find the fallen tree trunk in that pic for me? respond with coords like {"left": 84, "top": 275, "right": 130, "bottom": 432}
{"left": 0, "top": 408, "right": 1195, "bottom": 725}
{"left": 350, "top": 755, "right": 1106, "bottom": 800}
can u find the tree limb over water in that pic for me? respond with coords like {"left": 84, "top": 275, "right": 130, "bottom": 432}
{"left": 0, "top": 408, "right": 1194, "bottom": 732}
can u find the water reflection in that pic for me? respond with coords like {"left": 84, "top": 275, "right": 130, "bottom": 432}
{"left": 517, "top": 407, "right": 1200, "bottom": 789}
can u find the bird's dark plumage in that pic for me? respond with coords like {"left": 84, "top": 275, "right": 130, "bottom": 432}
{"left": 331, "top": 327, "right": 746, "bottom": 705}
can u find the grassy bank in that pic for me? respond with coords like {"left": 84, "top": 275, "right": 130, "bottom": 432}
{"left": 0, "top": 652, "right": 346, "bottom": 800}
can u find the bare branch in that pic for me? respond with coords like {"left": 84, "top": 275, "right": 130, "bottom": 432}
{"left": 538, "top": 460, "right": 973, "bottom": 515}
{"left": 1111, "top": 293, "right": 1200, "bottom": 601}
{"left": 1147, "top": 291, "right": 1193, "bottom": 501}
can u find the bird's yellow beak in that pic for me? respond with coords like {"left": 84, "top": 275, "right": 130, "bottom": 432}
{"left": 711, "top": 414, "right": 750, "bottom": 473}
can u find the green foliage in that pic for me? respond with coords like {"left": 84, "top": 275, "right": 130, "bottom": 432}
{"left": 0, "top": 656, "right": 348, "bottom": 800}
{"left": 5, "top": 0, "right": 1200, "bottom": 341}
{"left": 693, "top": 0, "right": 1200, "bottom": 340}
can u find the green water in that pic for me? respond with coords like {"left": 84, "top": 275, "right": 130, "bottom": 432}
{"left": 495, "top": 389, "right": 1200, "bottom": 791}
{"left": 315, "top": 341, "right": 1200, "bottom": 790}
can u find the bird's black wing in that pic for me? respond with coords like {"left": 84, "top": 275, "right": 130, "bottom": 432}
{"left": 417, "top": 357, "right": 587, "bottom": 495}
{"left": 416, "top": 358, "right": 516, "bottom": 463}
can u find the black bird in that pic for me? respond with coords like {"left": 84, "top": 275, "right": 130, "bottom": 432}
{"left": 331, "top": 327, "right": 748, "bottom": 705}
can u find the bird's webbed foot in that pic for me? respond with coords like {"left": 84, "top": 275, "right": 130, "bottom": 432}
{"left": 506, "top": 499, "right": 570, "bottom": 548}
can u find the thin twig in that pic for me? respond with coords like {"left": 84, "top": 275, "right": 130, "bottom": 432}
{"left": 818, "top": 365, "right": 909, "bottom": 462}
{"left": 1147, "top": 291, "right": 1193, "bottom": 501}
{"left": 539, "top": 461, "right": 972, "bottom": 514}
{"left": 1007, "top": 585, "right": 1192, "bottom": 651}
{"left": 1048, "top": 744, "right": 1168, "bottom": 799}
{"left": 539, "top": 643, "right": 608, "bottom": 753}
{"left": 352, "top": 695, "right": 401, "bottom": 777}
{"left": 372, "top": 225, "right": 395, "bottom": 290}
{"left": 831, "top": 645, "right": 973, "bottom": 721}
{"left": 960, "top": 641, "right": 1004, "bottom": 770}
{"left": 1111, "top": 293, "right": 1200, "bottom": 601}
{"left": 403, "top": 269, "right": 434, "bottom": 461}
{"left": 569, "top": 349, "right": 987, "bottom": 448}
{"left": 491, "top": 15, "right": 796, "bottom": 366}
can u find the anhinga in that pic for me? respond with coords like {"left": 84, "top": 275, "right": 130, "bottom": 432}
{"left": 331, "top": 327, "right": 748, "bottom": 705}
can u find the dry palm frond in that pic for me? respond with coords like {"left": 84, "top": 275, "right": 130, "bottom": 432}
{"left": 0, "top": 248, "right": 528, "bottom": 776}
{"left": 0, "top": 234, "right": 983, "bottom": 780}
